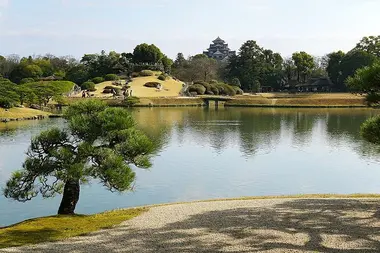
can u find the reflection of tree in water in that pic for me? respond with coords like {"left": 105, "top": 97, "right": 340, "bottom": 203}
{"left": 237, "top": 110, "right": 282, "bottom": 157}
{"left": 325, "top": 110, "right": 380, "bottom": 161}
{"left": 280, "top": 111, "right": 317, "bottom": 147}
{"left": 131, "top": 108, "right": 176, "bottom": 152}
{"left": 130, "top": 107, "right": 380, "bottom": 161}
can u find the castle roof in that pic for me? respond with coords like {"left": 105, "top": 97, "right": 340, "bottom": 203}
{"left": 213, "top": 36, "right": 225, "bottom": 44}
{"left": 213, "top": 50, "right": 223, "bottom": 55}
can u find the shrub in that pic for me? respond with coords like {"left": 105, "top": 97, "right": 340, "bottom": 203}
{"left": 232, "top": 86, "right": 244, "bottom": 95}
{"left": 210, "top": 80, "right": 218, "bottom": 84}
{"left": 231, "top": 77, "right": 241, "bottom": 87}
{"left": 104, "top": 86, "right": 117, "bottom": 90}
{"left": 209, "top": 83, "right": 219, "bottom": 95}
{"left": 103, "top": 87, "right": 121, "bottom": 94}
{"left": 144, "top": 82, "right": 160, "bottom": 88}
{"left": 20, "top": 78, "right": 35, "bottom": 84}
{"left": 188, "top": 84, "right": 206, "bottom": 95}
{"left": 87, "top": 87, "right": 97, "bottom": 92}
{"left": 361, "top": 116, "right": 380, "bottom": 144}
{"left": 104, "top": 74, "right": 119, "bottom": 81}
{"left": 366, "top": 92, "right": 380, "bottom": 105}
{"left": 216, "top": 83, "right": 236, "bottom": 96}
{"left": 0, "top": 97, "right": 14, "bottom": 108}
{"left": 81, "top": 81, "right": 95, "bottom": 90}
{"left": 158, "top": 74, "right": 167, "bottom": 81}
{"left": 140, "top": 70, "right": 154, "bottom": 76}
{"left": 103, "top": 89, "right": 113, "bottom": 94}
{"left": 131, "top": 72, "right": 140, "bottom": 78}
{"left": 92, "top": 77, "right": 105, "bottom": 84}
{"left": 123, "top": 96, "right": 140, "bottom": 107}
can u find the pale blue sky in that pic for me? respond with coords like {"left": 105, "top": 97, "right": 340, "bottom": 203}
{"left": 0, "top": 0, "right": 379, "bottom": 59}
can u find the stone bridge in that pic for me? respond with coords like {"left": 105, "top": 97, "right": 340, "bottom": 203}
{"left": 200, "top": 96, "right": 234, "bottom": 107}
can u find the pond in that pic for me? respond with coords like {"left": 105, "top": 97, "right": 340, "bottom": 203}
{"left": 1, "top": 107, "right": 380, "bottom": 226}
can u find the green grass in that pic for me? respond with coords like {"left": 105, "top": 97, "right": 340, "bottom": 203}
{"left": 0, "top": 208, "right": 147, "bottom": 249}
{"left": 0, "top": 107, "right": 50, "bottom": 119}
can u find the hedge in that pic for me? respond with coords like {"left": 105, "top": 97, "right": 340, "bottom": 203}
{"left": 144, "top": 82, "right": 160, "bottom": 88}
{"left": 20, "top": 78, "right": 36, "bottom": 84}
{"left": 81, "top": 81, "right": 95, "bottom": 90}
{"left": 188, "top": 84, "right": 206, "bottom": 95}
{"left": 158, "top": 74, "right": 168, "bottom": 81}
{"left": 104, "top": 74, "right": 120, "bottom": 81}
{"left": 92, "top": 77, "right": 105, "bottom": 84}
{"left": 140, "top": 70, "right": 155, "bottom": 76}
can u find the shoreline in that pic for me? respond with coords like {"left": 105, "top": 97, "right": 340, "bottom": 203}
{"left": 2, "top": 194, "right": 380, "bottom": 251}
{"left": 3, "top": 193, "right": 380, "bottom": 228}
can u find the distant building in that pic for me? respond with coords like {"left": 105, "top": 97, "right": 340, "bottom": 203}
{"left": 203, "top": 37, "right": 236, "bottom": 61}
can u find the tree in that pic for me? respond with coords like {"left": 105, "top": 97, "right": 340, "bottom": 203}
{"left": 283, "top": 58, "right": 296, "bottom": 84}
{"left": 160, "top": 55, "right": 173, "bottom": 73}
{"left": 0, "top": 54, "right": 20, "bottom": 78}
{"left": 172, "top": 54, "right": 219, "bottom": 82}
{"left": 66, "top": 64, "right": 90, "bottom": 85}
{"left": 355, "top": 35, "right": 380, "bottom": 58}
{"left": 326, "top": 51, "right": 345, "bottom": 85}
{"left": 361, "top": 116, "right": 380, "bottom": 145}
{"left": 132, "top": 43, "right": 163, "bottom": 64}
{"left": 173, "top": 53, "right": 186, "bottom": 68}
{"left": 17, "top": 86, "right": 37, "bottom": 106}
{"left": 231, "top": 77, "right": 241, "bottom": 87}
{"left": 292, "top": 52, "right": 315, "bottom": 83}
{"left": 0, "top": 78, "right": 19, "bottom": 108}
{"left": 4, "top": 100, "right": 155, "bottom": 214}
{"left": 225, "top": 40, "right": 284, "bottom": 91}
{"left": 190, "top": 55, "right": 218, "bottom": 82}
{"left": 346, "top": 63, "right": 380, "bottom": 93}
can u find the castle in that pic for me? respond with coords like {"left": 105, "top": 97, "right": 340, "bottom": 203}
{"left": 203, "top": 37, "right": 236, "bottom": 61}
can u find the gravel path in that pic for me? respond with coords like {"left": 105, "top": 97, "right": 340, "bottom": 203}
{"left": 2, "top": 198, "right": 380, "bottom": 253}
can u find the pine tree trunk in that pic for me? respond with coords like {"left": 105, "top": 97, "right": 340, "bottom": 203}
{"left": 58, "top": 179, "right": 80, "bottom": 215}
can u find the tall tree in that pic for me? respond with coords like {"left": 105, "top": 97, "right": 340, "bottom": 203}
{"left": 4, "top": 100, "right": 155, "bottom": 214}
{"left": 339, "top": 50, "right": 377, "bottom": 91}
{"left": 132, "top": 43, "right": 163, "bottom": 64}
{"left": 225, "top": 40, "right": 283, "bottom": 91}
{"left": 173, "top": 53, "right": 186, "bottom": 68}
{"left": 346, "top": 63, "right": 380, "bottom": 92}
{"left": 292, "top": 51, "right": 315, "bottom": 83}
{"left": 355, "top": 35, "right": 380, "bottom": 58}
{"left": 326, "top": 51, "right": 346, "bottom": 85}
{"left": 160, "top": 55, "right": 173, "bottom": 73}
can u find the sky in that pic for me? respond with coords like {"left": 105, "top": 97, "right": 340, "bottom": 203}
{"left": 0, "top": 0, "right": 380, "bottom": 59}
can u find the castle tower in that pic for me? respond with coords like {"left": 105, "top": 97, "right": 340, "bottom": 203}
{"left": 203, "top": 37, "right": 236, "bottom": 61}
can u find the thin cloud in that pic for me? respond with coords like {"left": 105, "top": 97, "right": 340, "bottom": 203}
{"left": 0, "top": 0, "right": 8, "bottom": 7}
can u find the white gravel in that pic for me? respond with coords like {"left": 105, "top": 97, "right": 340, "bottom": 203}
{"left": 2, "top": 198, "right": 380, "bottom": 252}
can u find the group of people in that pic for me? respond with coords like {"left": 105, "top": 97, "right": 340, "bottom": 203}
{"left": 81, "top": 88, "right": 133, "bottom": 99}
{"left": 122, "top": 89, "right": 133, "bottom": 98}
{"left": 81, "top": 90, "right": 91, "bottom": 98}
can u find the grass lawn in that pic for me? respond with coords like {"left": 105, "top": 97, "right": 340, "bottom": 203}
{"left": 226, "top": 93, "right": 367, "bottom": 107}
{"left": 0, "top": 208, "right": 147, "bottom": 249}
{"left": 0, "top": 108, "right": 50, "bottom": 119}
{"left": 79, "top": 74, "right": 184, "bottom": 99}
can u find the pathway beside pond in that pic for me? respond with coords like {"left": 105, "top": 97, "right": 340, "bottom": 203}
{"left": 3, "top": 198, "right": 380, "bottom": 252}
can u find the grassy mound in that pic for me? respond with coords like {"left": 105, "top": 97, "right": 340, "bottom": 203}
{"left": 0, "top": 208, "right": 146, "bottom": 249}
{"left": 0, "top": 108, "right": 50, "bottom": 120}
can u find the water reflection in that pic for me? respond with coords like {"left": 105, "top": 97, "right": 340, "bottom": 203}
{"left": 1, "top": 107, "right": 380, "bottom": 226}
{"left": 133, "top": 107, "right": 379, "bottom": 158}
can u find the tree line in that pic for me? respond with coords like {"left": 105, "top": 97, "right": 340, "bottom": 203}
{"left": 1, "top": 35, "right": 380, "bottom": 109}
{"left": 172, "top": 35, "right": 380, "bottom": 93}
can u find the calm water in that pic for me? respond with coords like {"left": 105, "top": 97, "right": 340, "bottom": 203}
{"left": 1, "top": 107, "right": 380, "bottom": 226}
